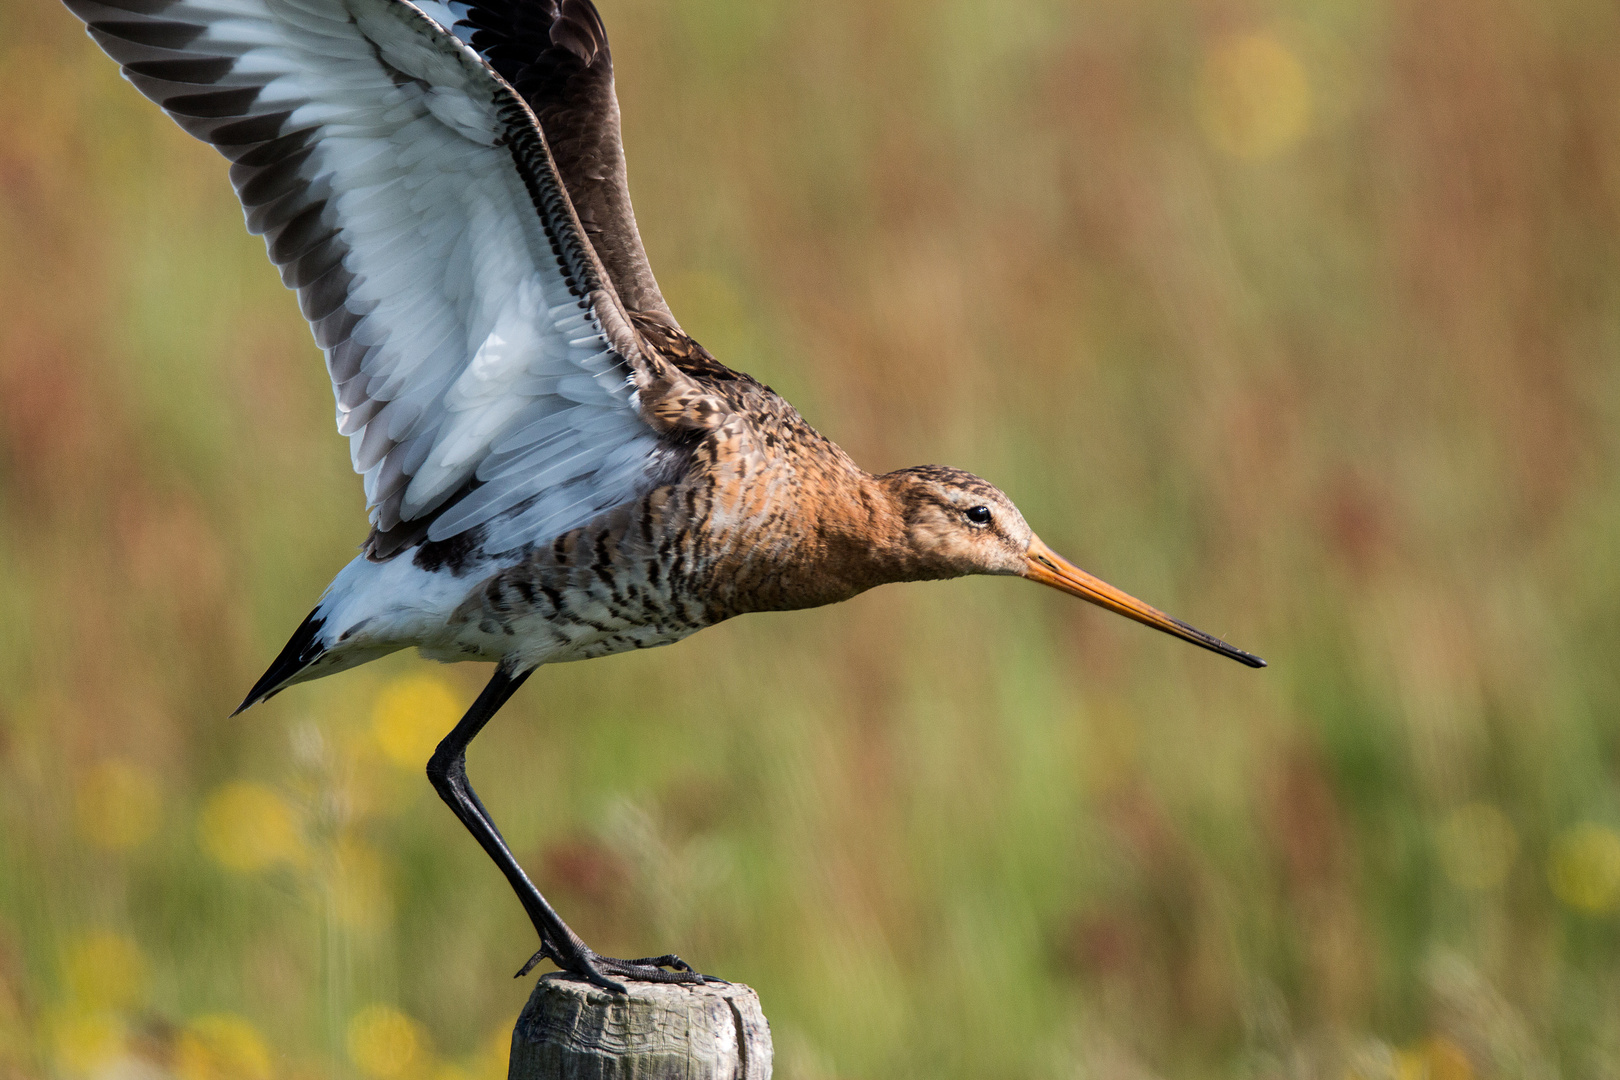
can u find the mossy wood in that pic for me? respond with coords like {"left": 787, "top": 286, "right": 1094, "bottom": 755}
{"left": 508, "top": 974, "right": 772, "bottom": 1080}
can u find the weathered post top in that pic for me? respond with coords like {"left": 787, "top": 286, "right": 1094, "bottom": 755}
{"left": 508, "top": 974, "right": 772, "bottom": 1080}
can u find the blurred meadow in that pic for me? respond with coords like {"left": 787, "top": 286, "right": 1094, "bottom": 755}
{"left": 4, "top": 0, "right": 1620, "bottom": 1076}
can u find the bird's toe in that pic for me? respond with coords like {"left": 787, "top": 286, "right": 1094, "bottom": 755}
{"left": 516, "top": 940, "right": 719, "bottom": 989}
{"left": 589, "top": 952, "right": 712, "bottom": 985}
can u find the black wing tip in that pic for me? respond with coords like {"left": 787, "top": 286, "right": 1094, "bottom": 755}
{"left": 548, "top": 0, "right": 607, "bottom": 67}
{"left": 234, "top": 609, "right": 327, "bottom": 715}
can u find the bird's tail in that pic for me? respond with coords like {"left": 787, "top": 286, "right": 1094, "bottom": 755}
{"left": 233, "top": 608, "right": 329, "bottom": 715}
{"left": 233, "top": 553, "right": 457, "bottom": 715}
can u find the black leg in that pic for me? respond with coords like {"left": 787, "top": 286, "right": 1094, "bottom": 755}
{"left": 426, "top": 665, "right": 715, "bottom": 993}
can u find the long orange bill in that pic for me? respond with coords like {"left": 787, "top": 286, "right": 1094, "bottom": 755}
{"left": 1023, "top": 536, "right": 1265, "bottom": 668}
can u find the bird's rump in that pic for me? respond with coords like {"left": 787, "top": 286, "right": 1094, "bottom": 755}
{"left": 66, "top": 0, "right": 672, "bottom": 559}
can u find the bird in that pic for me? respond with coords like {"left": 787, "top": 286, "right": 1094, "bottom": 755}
{"left": 64, "top": 0, "right": 1265, "bottom": 992}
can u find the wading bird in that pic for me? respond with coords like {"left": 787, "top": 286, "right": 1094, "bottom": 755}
{"left": 66, "top": 0, "right": 1264, "bottom": 991}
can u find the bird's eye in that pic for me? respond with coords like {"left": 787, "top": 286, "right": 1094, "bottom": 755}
{"left": 965, "top": 505, "right": 993, "bottom": 526}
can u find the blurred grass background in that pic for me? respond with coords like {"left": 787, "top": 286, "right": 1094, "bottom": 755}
{"left": 3, "top": 0, "right": 1620, "bottom": 1076}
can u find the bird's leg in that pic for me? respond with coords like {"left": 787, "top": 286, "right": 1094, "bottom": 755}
{"left": 426, "top": 665, "right": 716, "bottom": 992}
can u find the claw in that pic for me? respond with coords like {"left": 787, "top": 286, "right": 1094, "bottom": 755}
{"left": 577, "top": 961, "right": 629, "bottom": 996}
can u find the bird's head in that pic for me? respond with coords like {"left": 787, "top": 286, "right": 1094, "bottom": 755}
{"left": 881, "top": 465, "right": 1265, "bottom": 668}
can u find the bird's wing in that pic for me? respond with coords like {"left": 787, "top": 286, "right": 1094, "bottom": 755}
{"left": 67, "top": 0, "right": 683, "bottom": 558}
{"left": 416, "top": 0, "right": 676, "bottom": 327}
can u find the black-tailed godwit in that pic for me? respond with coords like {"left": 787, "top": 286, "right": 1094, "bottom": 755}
{"left": 65, "top": 0, "right": 1264, "bottom": 990}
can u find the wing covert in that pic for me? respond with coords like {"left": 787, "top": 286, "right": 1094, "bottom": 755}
{"left": 66, "top": 0, "right": 670, "bottom": 558}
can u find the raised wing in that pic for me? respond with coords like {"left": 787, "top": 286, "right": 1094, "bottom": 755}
{"left": 66, "top": 0, "right": 670, "bottom": 558}
{"left": 432, "top": 0, "right": 677, "bottom": 326}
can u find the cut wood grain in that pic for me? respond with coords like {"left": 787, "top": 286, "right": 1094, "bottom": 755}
{"left": 507, "top": 973, "right": 772, "bottom": 1080}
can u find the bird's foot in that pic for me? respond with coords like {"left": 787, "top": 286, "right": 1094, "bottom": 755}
{"left": 515, "top": 939, "right": 725, "bottom": 993}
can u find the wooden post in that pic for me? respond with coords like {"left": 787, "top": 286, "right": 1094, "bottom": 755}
{"left": 507, "top": 973, "right": 773, "bottom": 1080}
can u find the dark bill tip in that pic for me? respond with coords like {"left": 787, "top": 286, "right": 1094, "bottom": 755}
{"left": 1169, "top": 617, "right": 1267, "bottom": 668}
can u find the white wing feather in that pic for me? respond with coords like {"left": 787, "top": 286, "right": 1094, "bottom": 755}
{"left": 68, "top": 0, "right": 663, "bottom": 555}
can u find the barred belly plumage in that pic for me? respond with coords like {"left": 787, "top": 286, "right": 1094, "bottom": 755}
{"left": 452, "top": 490, "right": 716, "bottom": 667}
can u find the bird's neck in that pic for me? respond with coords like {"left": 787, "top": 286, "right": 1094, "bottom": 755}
{"left": 697, "top": 462, "right": 929, "bottom": 618}
{"left": 802, "top": 469, "right": 924, "bottom": 593}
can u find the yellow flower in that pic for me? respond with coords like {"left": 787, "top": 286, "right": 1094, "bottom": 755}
{"left": 1395, "top": 1038, "right": 1470, "bottom": 1080}
{"left": 44, "top": 1006, "right": 123, "bottom": 1075}
{"left": 371, "top": 675, "right": 461, "bottom": 769}
{"left": 473, "top": 1020, "right": 517, "bottom": 1080}
{"left": 1436, "top": 803, "right": 1518, "bottom": 892}
{"left": 75, "top": 760, "right": 162, "bottom": 851}
{"left": 175, "top": 1014, "right": 273, "bottom": 1080}
{"left": 198, "top": 782, "right": 307, "bottom": 873}
{"left": 1549, "top": 823, "right": 1620, "bottom": 914}
{"left": 61, "top": 931, "right": 146, "bottom": 1012}
{"left": 1394, "top": 1047, "right": 1426, "bottom": 1080}
{"left": 1198, "top": 31, "right": 1312, "bottom": 160}
{"left": 348, "top": 1005, "right": 427, "bottom": 1080}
